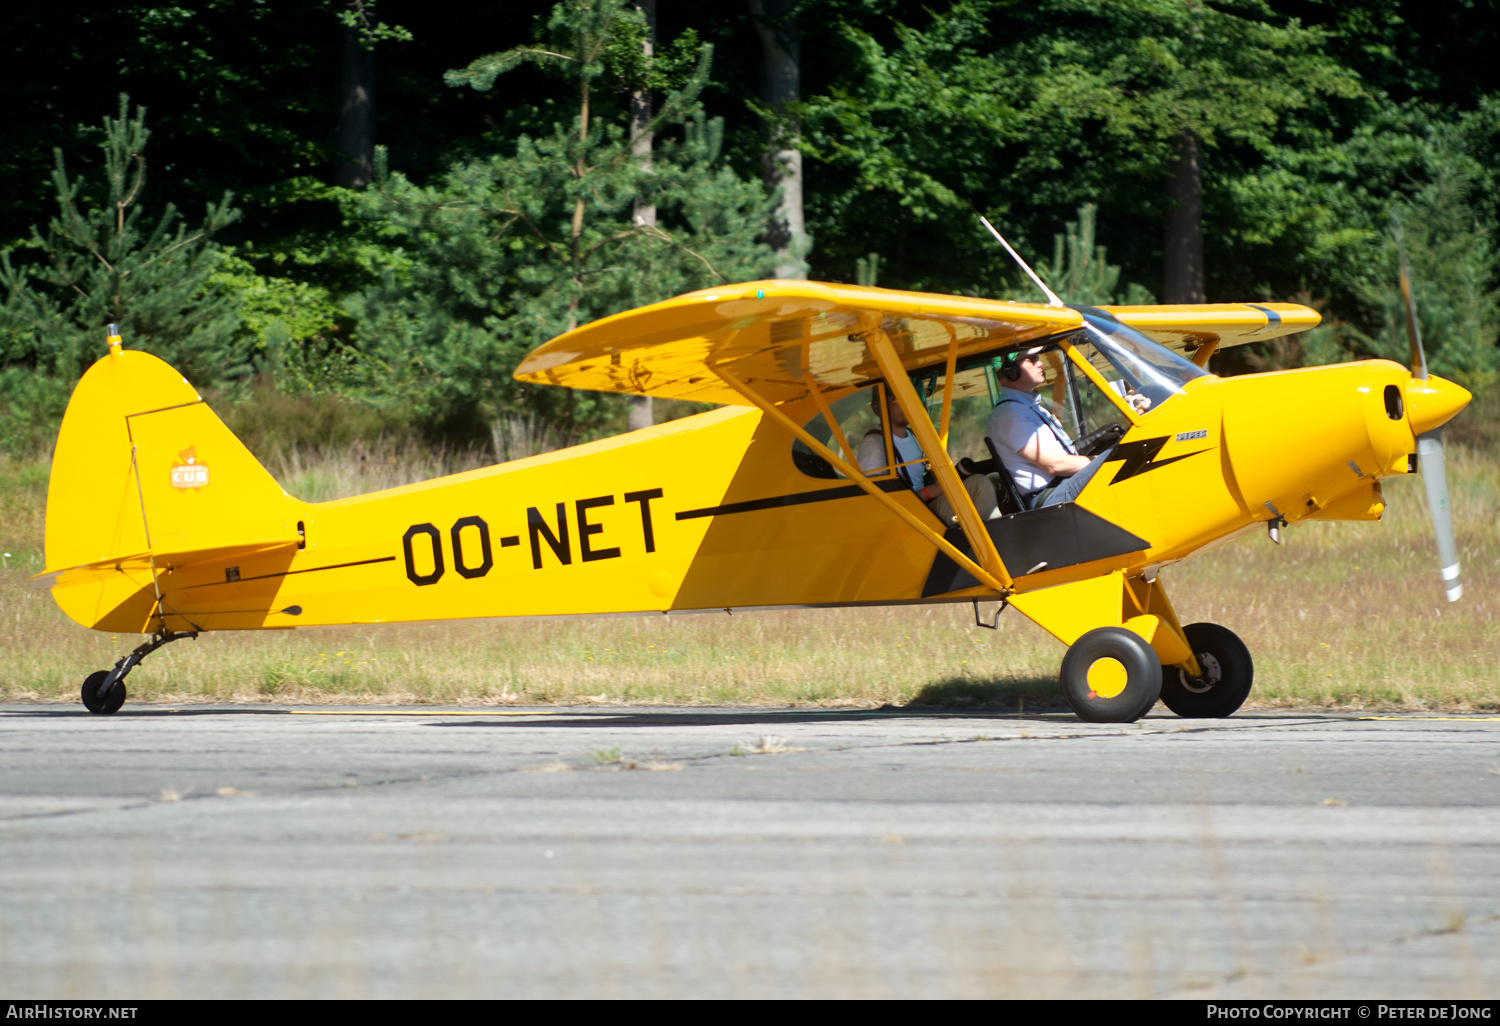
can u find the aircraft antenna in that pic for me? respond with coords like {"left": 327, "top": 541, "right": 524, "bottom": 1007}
{"left": 979, "top": 216, "right": 1065, "bottom": 308}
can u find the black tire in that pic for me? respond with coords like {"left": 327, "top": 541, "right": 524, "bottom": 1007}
{"left": 1060, "top": 627, "right": 1162, "bottom": 723}
{"left": 1159, "top": 622, "right": 1253, "bottom": 719}
{"left": 81, "top": 671, "right": 126, "bottom": 715}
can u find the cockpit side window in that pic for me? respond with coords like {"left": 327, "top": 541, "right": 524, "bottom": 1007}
{"left": 791, "top": 386, "right": 882, "bottom": 479}
{"left": 908, "top": 364, "right": 1001, "bottom": 461}
{"left": 789, "top": 320, "right": 1187, "bottom": 479}
{"left": 1059, "top": 341, "right": 1133, "bottom": 437}
{"left": 791, "top": 346, "right": 1091, "bottom": 479}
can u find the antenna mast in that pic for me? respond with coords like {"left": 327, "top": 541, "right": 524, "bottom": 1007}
{"left": 979, "top": 216, "right": 1065, "bottom": 308}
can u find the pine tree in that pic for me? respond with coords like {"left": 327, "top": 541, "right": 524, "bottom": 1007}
{"left": 1034, "top": 204, "right": 1153, "bottom": 308}
{"left": 352, "top": 0, "right": 776, "bottom": 451}
{"left": 0, "top": 96, "right": 242, "bottom": 394}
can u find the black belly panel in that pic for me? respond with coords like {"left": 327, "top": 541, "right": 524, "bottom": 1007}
{"left": 921, "top": 503, "right": 1150, "bottom": 597}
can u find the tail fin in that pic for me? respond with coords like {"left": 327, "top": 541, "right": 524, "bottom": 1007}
{"left": 40, "top": 347, "right": 300, "bottom": 630}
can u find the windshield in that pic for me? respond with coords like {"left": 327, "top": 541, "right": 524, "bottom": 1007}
{"left": 1075, "top": 311, "right": 1209, "bottom": 411}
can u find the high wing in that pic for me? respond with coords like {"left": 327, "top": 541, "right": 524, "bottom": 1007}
{"left": 515, "top": 281, "right": 1081, "bottom": 405}
{"left": 514, "top": 280, "right": 1319, "bottom": 403}
{"left": 1103, "top": 302, "right": 1321, "bottom": 360}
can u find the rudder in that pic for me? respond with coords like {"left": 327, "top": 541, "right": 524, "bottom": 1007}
{"left": 42, "top": 347, "right": 300, "bottom": 630}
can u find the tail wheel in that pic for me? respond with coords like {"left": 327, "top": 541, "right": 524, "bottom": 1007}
{"left": 1059, "top": 627, "right": 1162, "bottom": 723}
{"left": 1159, "top": 622, "right": 1253, "bottom": 719}
{"left": 81, "top": 671, "right": 126, "bottom": 715}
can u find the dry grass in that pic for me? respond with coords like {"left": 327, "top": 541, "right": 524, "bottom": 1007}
{"left": 2, "top": 432, "right": 1497, "bottom": 712}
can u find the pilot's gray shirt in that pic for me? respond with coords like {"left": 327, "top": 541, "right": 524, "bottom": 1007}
{"left": 986, "top": 386, "right": 1075, "bottom": 497}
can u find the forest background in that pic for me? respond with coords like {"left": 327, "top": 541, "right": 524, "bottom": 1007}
{"left": 1, "top": 0, "right": 1498, "bottom": 457}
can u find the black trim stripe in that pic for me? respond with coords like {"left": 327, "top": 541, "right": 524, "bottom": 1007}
{"left": 1245, "top": 304, "right": 1282, "bottom": 332}
{"left": 184, "top": 555, "right": 396, "bottom": 589}
{"left": 675, "top": 479, "right": 908, "bottom": 520}
{"left": 165, "top": 608, "right": 307, "bottom": 616}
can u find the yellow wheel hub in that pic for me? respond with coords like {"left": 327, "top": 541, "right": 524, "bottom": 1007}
{"left": 1085, "top": 657, "right": 1129, "bottom": 699}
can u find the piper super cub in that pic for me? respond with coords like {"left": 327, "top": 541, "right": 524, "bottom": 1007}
{"left": 34, "top": 245, "right": 1470, "bottom": 720}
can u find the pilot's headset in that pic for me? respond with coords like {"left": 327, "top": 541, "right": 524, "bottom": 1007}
{"left": 998, "top": 349, "right": 1024, "bottom": 382}
{"left": 997, "top": 346, "right": 1042, "bottom": 383}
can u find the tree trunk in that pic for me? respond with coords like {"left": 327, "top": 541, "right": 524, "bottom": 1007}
{"left": 748, "top": 0, "right": 805, "bottom": 279}
{"left": 1162, "top": 129, "right": 1204, "bottom": 303}
{"left": 628, "top": 0, "right": 657, "bottom": 432}
{"left": 335, "top": 24, "right": 376, "bottom": 187}
{"left": 630, "top": 0, "right": 657, "bottom": 231}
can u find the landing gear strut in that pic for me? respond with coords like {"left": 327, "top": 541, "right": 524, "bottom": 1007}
{"left": 80, "top": 630, "right": 198, "bottom": 715}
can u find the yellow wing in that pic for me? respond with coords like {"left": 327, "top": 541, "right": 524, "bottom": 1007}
{"left": 514, "top": 280, "right": 1083, "bottom": 405}
{"left": 1102, "top": 302, "right": 1320, "bottom": 360}
{"left": 515, "top": 281, "right": 1321, "bottom": 402}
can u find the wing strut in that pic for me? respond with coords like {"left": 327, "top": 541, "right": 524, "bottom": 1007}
{"left": 802, "top": 371, "right": 860, "bottom": 468}
{"left": 864, "top": 325, "right": 1013, "bottom": 591}
{"left": 714, "top": 363, "right": 1014, "bottom": 597}
{"left": 937, "top": 331, "right": 958, "bottom": 448}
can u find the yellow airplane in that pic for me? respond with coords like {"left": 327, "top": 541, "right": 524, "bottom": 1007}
{"left": 34, "top": 266, "right": 1469, "bottom": 721}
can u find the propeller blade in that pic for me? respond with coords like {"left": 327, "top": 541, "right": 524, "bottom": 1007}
{"left": 1417, "top": 431, "right": 1462, "bottom": 602}
{"left": 1396, "top": 216, "right": 1461, "bottom": 601}
{"left": 1394, "top": 211, "right": 1429, "bottom": 381}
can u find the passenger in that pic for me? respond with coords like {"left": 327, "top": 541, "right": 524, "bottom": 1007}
{"left": 986, "top": 347, "right": 1114, "bottom": 509}
{"left": 857, "top": 390, "right": 1001, "bottom": 523}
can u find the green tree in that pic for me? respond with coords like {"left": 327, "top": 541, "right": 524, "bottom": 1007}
{"left": 1219, "top": 99, "right": 1500, "bottom": 375}
{"left": 1034, "top": 203, "right": 1153, "bottom": 307}
{"left": 794, "top": 1, "right": 1030, "bottom": 294}
{"left": 0, "top": 97, "right": 242, "bottom": 447}
{"left": 794, "top": 1, "right": 1361, "bottom": 302}
{"left": 350, "top": 0, "right": 776, "bottom": 450}
{"left": 1345, "top": 167, "right": 1500, "bottom": 388}
{"left": 1027, "top": 0, "right": 1363, "bottom": 301}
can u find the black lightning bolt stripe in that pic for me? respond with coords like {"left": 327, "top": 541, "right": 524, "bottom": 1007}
{"left": 1105, "top": 437, "right": 1210, "bottom": 484}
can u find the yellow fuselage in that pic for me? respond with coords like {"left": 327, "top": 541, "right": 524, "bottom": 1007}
{"left": 44, "top": 346, "right": 1466, "bottom": 662}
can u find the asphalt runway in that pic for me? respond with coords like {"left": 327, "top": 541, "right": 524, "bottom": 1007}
{"left": 1, "top": 704, "right": 1497, "bottom": 999}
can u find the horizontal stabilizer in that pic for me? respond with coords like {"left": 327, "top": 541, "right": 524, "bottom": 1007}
{"left": 29, "top": 539, "right": 300, "bottom": 591}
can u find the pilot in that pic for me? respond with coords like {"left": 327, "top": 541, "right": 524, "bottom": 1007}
{"left": 858, "top": 390, "right": 1001, "bottom": 523}
{"left": 986, "top": 347, "right": 1114, "bottom": 509}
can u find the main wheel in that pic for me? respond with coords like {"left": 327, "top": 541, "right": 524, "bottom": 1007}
{"left": 1059, "top": 627, "right": 1162, "bottom": 723}
{"left": 1159, "top": 622, "right": 1253, "bottom": 719}
{"left": 81, "top": 671, "right": 126, "bottom": 715}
